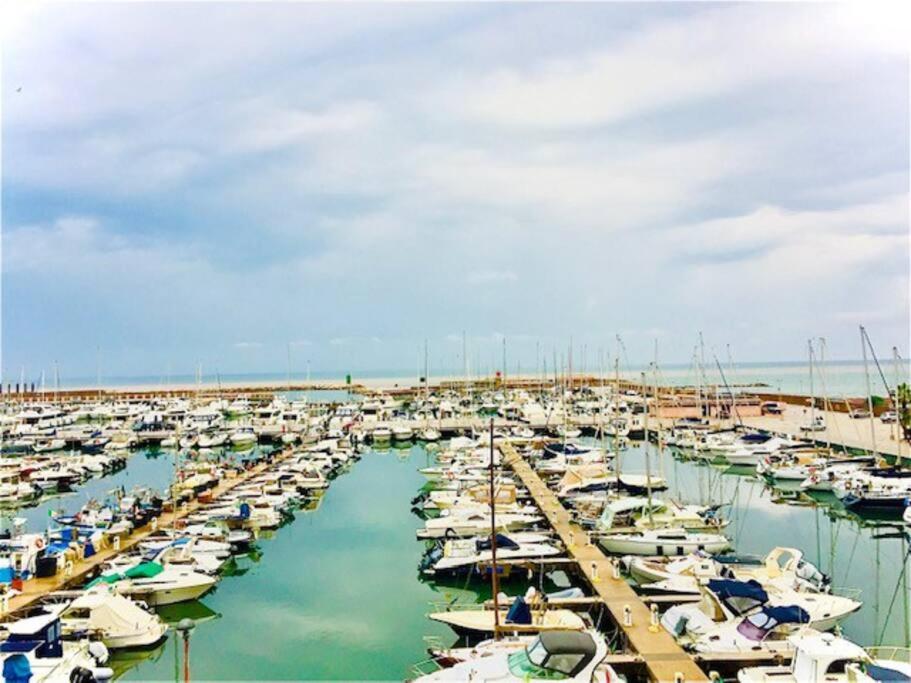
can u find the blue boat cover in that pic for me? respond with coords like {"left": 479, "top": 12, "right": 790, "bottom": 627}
{"left": 707, "top": 578, "right": 768, "bottom": 603}
{"left": 505, "top": 596, "right": 532, "bottom": 624}
{"left": 476, "top": 534, "right": 520, "bottom": 551}
{"left": 760, "top": 605, "right": 810, "bottom": 625}
{"left": 2, "top": 652, "right": 31, "bottom": 683}
{"left": 865, "top": 664, "right": 911, "bottom": 682}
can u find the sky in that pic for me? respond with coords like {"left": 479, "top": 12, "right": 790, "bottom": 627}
{"left": 1, "top": 2, "right": 909, "bottom": 382}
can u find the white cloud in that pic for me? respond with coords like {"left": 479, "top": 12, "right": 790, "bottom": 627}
{"left": 233, "top": 341, "right": 263, "bottom": 349}
{"left": 466, "top": 270, "right": 518, "bottom": 285}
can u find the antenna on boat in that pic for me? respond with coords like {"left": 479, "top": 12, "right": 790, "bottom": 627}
{"left": 488, "top": 416, "right": 500, "bottom": 640}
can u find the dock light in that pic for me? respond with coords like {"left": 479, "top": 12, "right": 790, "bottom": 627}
{"left": 176, "top": 618, "right": 196, "bottom": 683}
{"left": 151, "top": 517, "right": 158, "bottom": 531}
{"left": 674, "top": 673, "right": 684, "bottom": 683}
{"left": 591, "top": 562, "right": 599, "bottom": 581}
{"left": 649, "top": 604, "right": 660, "bottom": 632}
{"left": 0, "top": 594, "right": 8, "bottom": 615}
{"left": 113, "top": 536, "right": 121, "bottom": 551}
{"left": 569, "top": 531, "right": 575, "bottom": 547}
{"left": 623, "top": 605, "right": 632, "bottom": 627}
{"left": 611, "top": 559, "right": 621, "bottom": 580}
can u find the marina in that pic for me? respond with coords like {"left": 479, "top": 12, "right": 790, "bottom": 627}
{"left": 3, "top": 2, "right": 909, "bottom": 680}
{"left": 0, "top": 369, "right": 908, "bottom": 681}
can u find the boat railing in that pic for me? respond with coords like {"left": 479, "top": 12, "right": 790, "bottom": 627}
{"left": 866, "top": 646, "right": 911, "bottom": 663}
{"left": 829, "top": 586, "right": 863, "bottom": 601}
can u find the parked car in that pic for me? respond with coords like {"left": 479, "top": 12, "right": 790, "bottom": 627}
{"left": 761, "top": 402, "right": 784, "bottom": 416}
{"left": 849, "top": 408, "right": 871, "bottom": 419}
{"left": 800, "top": 415, "right": 827, "bottom": 432}
{"left": 880, "top": 410, "right": 898, "bottom": 423}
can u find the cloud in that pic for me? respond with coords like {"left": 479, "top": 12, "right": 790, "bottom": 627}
{"left": 1, "top": 3, "right": 907, "bottom": 375}
{"left": 466, "top": 270, "right": 518, "bottom": 285}
{"left": 233, "top": 342, "right": 264, "bottom": 349}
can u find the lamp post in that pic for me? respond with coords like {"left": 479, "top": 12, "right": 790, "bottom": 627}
{"left": 176, "top": 618, "right": 195, "bottom": 683}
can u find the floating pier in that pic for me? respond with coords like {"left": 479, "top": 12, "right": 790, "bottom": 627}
{"left": 498, "top": 441, "right": 710, "bottom": 683}
{"left": 1, "top": 448, "right": 294, "bottom": 619}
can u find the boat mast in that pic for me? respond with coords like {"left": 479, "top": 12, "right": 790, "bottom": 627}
{"left": 488, "top": 418, "right": 500, "bottom": 640}
{"left": 808, "top": 339, "right": 816, "bottom": 431}
{"left": 818, "top": 337, "right": 831, "bottom": 450}
{"left": 860, "top": 326, "right": 878, "bottom": 459}
{"left": 642, "top": 371, "right": 654, "bottom": 526}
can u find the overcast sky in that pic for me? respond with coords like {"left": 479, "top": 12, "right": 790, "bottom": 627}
{"left": 2, "top": 2, "right": 908, "bottom": 380}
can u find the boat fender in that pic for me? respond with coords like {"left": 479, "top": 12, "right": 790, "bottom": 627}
{"left": 89, "top": 668, "right": 113, "bottom": 683}
{"left": 89, "top": 641, "right": 110, "bottom": 665}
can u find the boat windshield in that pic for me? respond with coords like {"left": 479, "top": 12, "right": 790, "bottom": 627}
{"left": 507, "top": 646, "right": 568, "bottom": 680}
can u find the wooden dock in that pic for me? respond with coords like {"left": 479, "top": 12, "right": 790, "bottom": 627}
{"left": 1, "top": 449, "right": 294, "bottom": 618}
{"left": 498, "top": 442, "right": 709, "bottom": 683}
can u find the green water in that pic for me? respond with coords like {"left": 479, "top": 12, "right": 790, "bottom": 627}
{"left": 118, "top": 445, "right": 460, "bottom": 681}
{"left": 6, "top": 440, "right": 909, "bottom": 679}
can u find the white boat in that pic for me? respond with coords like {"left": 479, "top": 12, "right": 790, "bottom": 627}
{"left": 417, "top": 509, "right": 541, "bottom": 539}
{"left": 372, "top": 427, "right": 392, "bottom": 444}
{"left": 414, "top": 630, "right": 612, "bottom": 682}
{"left": 392, "top": 424, "right": 414, "bottom": 441}
{"left": 738, "top": 632, "right": 911, "bottom": 682}
{"left": 422, "top": 533, "right": 560, "bottom": 575}
{"left": 197, "top": 431, "right": 227, "bottom": 448}
{"left": 598, "top": 528, "right": 730, "bottom": 556}
{"left": 428, "top": 607, "right": 585, "bottom": 637}
{"left": 662, "top": 602, "right": 814, "bottom": 656}
{"left": 54, "top": 587, "right": 168, "bottom": 649}
{"left": 229, "top": 428, "right": 257, "bottom": 447}
{"left": 90, "top": 561, "right": 216, "bottom": 606}
{"left": 419, "top": 427, "right": 442, "bottom": 442}
{"left": 0, "top": 612, "right": 113, "bottom": 683}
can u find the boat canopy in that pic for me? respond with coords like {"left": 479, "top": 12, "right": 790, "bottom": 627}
{"left": 708, "top": 578, "right": 768, "bottom": 616}
{"left": 736, "top": 605, "right": 810, "bottom": 641}
{"left": 476, "top": 534, "right": 520, "bottom": 551}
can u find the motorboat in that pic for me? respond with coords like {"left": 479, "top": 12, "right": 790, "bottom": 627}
{"left": 88, "top": 561, "right": 216, "bottom": 606}
{"left": 417, "top": 509, "right": 541, "bottom": 539}
{"left": 50, "top": 587, "right": 168, "bottom": 649}
{"left": 418, "top": 427, "right": 442, "bottom": 442}
{"left": 598, "top": 528, "right": 731, "bottom": 556}
{"left": 0, "top": 612, "right": 113, "bottom": 683}
{"left": 738, "top": 632, "right": 911, "bottom": 682}
{"left": 420, "top": 533, "right": 560, "bottom": 576}
{"left": 414, "top": 630, "right": 612, "bottom": 682}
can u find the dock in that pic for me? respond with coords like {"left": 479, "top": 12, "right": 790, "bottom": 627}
{"left": 1, "top": 448, "right": 294, "bottom": 618}
{"left": 498, "top": 442, "right": 709, "bottom": 683}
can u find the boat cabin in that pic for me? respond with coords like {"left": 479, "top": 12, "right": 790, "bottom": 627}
{"left": 508, "top": 632, "right": 598, "bottom": 679}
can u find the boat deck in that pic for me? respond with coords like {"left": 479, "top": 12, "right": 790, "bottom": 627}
{"left": 499, "top": 442, "right": 709, "bottom": 683}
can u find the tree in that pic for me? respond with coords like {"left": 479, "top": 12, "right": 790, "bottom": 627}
{"left": 897, "top": 383, "right": 911, "bottom": 443}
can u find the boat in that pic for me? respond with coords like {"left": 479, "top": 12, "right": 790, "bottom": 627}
{"left": 414, "top": 630, "right": 613, "bottom": 682}
{"left": 88, "top": 561, "right": 216, "bottom": 606}
{"left": 229, "top": 428, "right": 257, "bottom": 448}
{"left": 417, "top": 509, "right": 541, "bottom": 539}
{"left": 662, "top": 601, "right": 813, "bottom": 656}
{"left": 52, "top": 587, "right": 168, "bottom": 649}
{"left": 0, "top": 612, "right": 113, "bottom": 683}
{"left": 418, "top": 427, "right": 442, "bottom": 442}
{"left": 428, "top": 591, "right": 585, "bottom": 636}
{"left": 598, "top": 528, "right": 731, "bottom": 556}
{"left": 420, "top": 533, "right": 561, "bottom": 576}
{"left": 738, "top": 632, "right": 911, "bottom": 682}
{"left": 372, "top": 427, "right": 392, "bottom": 444}
{"left": 392, "top": 424, "right": 414, "bottom": 441}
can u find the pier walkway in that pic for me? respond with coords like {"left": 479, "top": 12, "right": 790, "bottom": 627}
{"left": 498, "top": 442, "right": 709, "bottom": 683}
{"left": 2, "top": 448, "right": 294, "bottom": 618}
